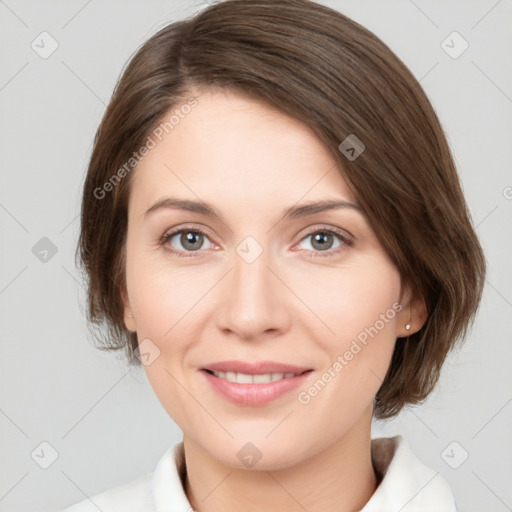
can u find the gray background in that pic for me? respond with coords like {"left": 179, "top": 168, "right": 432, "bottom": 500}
{"left": 1, "top": 0, "right": 511, "bottom": 510}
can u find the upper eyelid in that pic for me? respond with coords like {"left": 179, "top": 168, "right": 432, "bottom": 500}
{"left": 162, "top": 223, "right": 352, "bottom": 238}
{"left": 302, "top": 224, "right": 353, "bottom": 239}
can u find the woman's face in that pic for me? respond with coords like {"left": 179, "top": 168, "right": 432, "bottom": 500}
{"left": 123, "top": 88, "right": 413, "bottom": 469}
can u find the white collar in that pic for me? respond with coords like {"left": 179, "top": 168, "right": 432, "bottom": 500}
{"left": 363, "top": 436, "right": 456, "bottom": 511}
{"left": 64, "top": 436, "right": 457, "bottom": 511}
{"left": 151, "top": 435, "right": 456, "bottom": 512}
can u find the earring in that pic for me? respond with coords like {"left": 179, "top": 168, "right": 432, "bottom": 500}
{"left": 405, "top": 322, "right": 411, "bottom": 331}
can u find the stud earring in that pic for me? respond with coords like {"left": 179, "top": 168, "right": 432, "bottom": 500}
{"left": 405, "top": 322, "right": 411, "bottom": 331}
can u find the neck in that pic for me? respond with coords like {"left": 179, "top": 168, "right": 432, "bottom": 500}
{"left": 182, "top": 409, "right": 377, "bottom": 512}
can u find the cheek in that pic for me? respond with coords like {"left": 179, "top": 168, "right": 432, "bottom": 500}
{"left": 304, "top": 257, "right": 402, "bottom": 342}
{"left": 299, "top": 257, "right": 402, "bottom": 394}
{"left": 126, "top": 246, "right": 210, "bottom": 348}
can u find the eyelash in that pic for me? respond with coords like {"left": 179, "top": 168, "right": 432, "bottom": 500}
{"left": 159, "top": 225, "right": 354, "bottom": 259}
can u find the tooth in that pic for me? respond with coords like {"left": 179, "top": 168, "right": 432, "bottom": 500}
{"left": 211, "top": 371, "right": 297, "bottom": 383}
{"left": 253, "top": 373, "right": 272, "bottom": 383}
{"left": 236, "top": 373, "right": 253, "bottom": 384}
{"left": 225, "top": 371, "right": 237, "bottom": 383}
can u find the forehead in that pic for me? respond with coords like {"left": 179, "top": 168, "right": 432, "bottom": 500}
{"left": 129, "top": 88, "right": 357, "bottom": 214}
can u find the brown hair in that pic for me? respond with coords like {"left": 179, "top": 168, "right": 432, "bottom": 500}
{"left": 77, "top": 0, "right": 486, "bottom": 419}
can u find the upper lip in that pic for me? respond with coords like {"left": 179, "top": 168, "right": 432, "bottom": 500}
{"left": 202, "top": 360, "right": 312, "bottom": 375}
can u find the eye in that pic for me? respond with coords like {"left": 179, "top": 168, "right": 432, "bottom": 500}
{"left": 295, "top": 226, "right": 354, "bottom": 257}
{"left": 160, "top": 227, "right": 215, "bottom": 258}
{"left": 159, "top": 225, "right": 354, "bottom": 259}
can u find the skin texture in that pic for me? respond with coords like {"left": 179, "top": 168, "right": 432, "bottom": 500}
{"left": 122, "top": 88, "right": 427, "bottom": 512}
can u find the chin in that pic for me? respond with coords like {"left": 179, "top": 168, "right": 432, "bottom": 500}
{"left": 203, "top": 436, "right": 309, "bottom": 472}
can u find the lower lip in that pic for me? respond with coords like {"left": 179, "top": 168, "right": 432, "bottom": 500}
{"left": 201, "top": 370, "right": 313, "bottom": 406}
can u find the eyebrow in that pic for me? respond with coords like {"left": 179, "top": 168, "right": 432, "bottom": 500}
{"left": 144, "top": 197, "right": 362, "bottom": 223}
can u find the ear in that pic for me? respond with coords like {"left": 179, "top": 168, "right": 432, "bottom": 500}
{"left": 396, "top": 282, "right": 428, "bottom": 338}
{"left": 120, "top": 282, "right": 137, "bottom": 333}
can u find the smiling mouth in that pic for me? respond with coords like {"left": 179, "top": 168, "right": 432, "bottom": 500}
{"left": 203, "top": 369, "right": 312, "bottom": 384}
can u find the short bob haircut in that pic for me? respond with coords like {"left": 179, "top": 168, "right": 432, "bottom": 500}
{"left": 77, "top": 0, "right": 486, "bottom": 419}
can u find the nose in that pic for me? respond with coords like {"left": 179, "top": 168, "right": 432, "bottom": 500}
{"left": 214, "top": 245, "right": 292, "bottom": 341}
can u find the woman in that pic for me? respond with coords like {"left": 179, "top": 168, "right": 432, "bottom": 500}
{"left": 64, "top": 0, "right": 485, "bottom": 510}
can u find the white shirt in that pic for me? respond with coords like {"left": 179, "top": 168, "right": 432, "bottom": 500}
{"left": 63, "top": 435, "right": 457, "bottom": 511}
